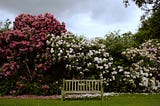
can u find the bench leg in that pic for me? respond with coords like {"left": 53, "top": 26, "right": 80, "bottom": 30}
{"left": 101, "top": 88, "right": 104, "bottom": 101}
{"left": 101, "top": 93, "right": 104, "bottom": 101}
{"left": 61, "top": 94, "right": 63, "bottom": 101}
{"left": 61, "top": 91, "right": 65, "bottom": 101}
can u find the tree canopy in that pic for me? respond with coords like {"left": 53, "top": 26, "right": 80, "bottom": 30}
{"left": 123, "top": 0, "right": 160, "bottom": 19}
{"left": 124, "top": 0, "right": 160, "bottom": 11}
{"left": 133, "top": 7, "right": 160, "bottom": 44}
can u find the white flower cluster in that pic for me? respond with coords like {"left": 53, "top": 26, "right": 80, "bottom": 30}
{"left": 46, "top": 33, "right": 113, "bottom": 79}
{"left": 122, "top": 39, "right": 159, "bottom": 60}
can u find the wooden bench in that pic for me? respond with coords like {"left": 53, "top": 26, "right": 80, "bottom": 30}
{"left": 61, "top": 79, "right": 104, "bottom": 101}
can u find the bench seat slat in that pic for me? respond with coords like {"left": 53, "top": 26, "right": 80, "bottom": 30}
{"left": 64, "top": 91, "right": 101, "bottom": 94}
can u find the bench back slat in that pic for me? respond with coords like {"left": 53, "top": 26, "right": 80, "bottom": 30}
{"left": 64, "top": 80, "right": 101, "bottom": 91}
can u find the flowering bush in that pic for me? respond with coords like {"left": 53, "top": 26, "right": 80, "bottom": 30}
{"left": 46, "top": 34, "right": 113, "bottom": 80}
{"left": 121, "top": 39, "right": 160, "bottom": 92}
{"left": 14, "top": 13, "right": 66, "bottom": 35}
{"left": 0, "top": 13, "right": 67, "bottom": 95}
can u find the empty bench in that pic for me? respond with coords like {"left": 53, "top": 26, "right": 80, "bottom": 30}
{"left": 61, "top": 79, "right": 104, "bottom": 101}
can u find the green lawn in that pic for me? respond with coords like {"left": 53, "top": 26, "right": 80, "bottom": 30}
{"left": 0, "top": 94, "right": 160, "bottom": 106}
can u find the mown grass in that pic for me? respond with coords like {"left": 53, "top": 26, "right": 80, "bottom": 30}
{"left": 0, "top": 94, "right": 160, "bottom": 106}
{"left": 106, "top": 94, "right": 160, "bottom": 106}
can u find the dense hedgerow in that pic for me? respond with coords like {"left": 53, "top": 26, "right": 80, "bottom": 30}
{"left": 0, "top": 13, "right": 160, "bottom": 96}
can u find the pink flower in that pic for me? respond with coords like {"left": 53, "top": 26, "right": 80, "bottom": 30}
{"left": 38, "top": 64, "right": 43, "bottom": 68}
{"left": 5, "top": 71, "right": 11, "bottom": 76}
{"left": 16, "top": 65, "right": 20, "bottom": 69}
{"left": 10, "top": 43, "right": 16, "bottom": 48}
{"left": 36, "top": 42, "right": 44, "bottom": 48}
{"left": 10, "top": 65, "right": 14, "bottom": 71}
{"left": 41, "top": 85, "right": 50, "bottom": 90}
{"left": 20, "top": 76, "right": 27, "bottom": 80}
{"left": 13, "top": 62, "right": 17, "bottom": 65}
{"left": 21, "top": 41, "right": 30, "bottom": 46}
{"left": 2, "top": 63, "right": 9, "bottom": 69}
{"left": 5, "top": 48, "right": 11, "bottom": 54}
{"left": 29, "top": 47, "right": 33, "bottom": 52}
{"left": 44, "top": 67, "right": 47, "bottom": 71}
{"left": 19, "top": 48, "right": 28, "bottom": 52}
{"left": 9, "top": 90, "right": 16, "bottom": 95}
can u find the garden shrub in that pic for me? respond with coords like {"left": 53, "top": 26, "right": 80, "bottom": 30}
{"left": 0, "top": 13, "right": 66, "bottom": 95}
{"left": 121, "top": 39, "right": 160, "bottom": 92}
{"left": 46, "top": 34, "right": 113, "bottom": 80}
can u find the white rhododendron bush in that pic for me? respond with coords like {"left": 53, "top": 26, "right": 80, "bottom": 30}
{"left": 46, "top": 35, "right": 160, "bottom": 92}
{"left": 121, "top": 39, "right": 160, "bottom": 92}
{"left": 46, "top": 33, "right": 113, "bottom": 81}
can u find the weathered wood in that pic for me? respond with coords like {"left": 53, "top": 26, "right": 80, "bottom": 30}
{"left": 61, "top": 79, "right": 103, "bottom": 101}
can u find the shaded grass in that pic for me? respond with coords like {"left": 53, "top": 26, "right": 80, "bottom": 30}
{"left": 0, "top": 94, "right": 160, "bottom": 106}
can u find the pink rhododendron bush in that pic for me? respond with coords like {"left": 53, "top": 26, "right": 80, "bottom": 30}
{"left": 0, "top": 13, "right": 66, "bottom": 95}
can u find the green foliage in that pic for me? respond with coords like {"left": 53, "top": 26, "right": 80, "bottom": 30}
{"left": 134, "top": 8, "right": 160, "bottom": 44}
{"left": 0, "top": 19, "right": 11, "bottom": 32}
{"left": 100, "top": 31, "right": 137, "bottom": 59}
